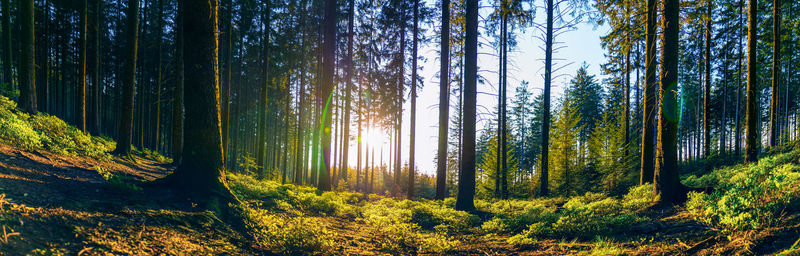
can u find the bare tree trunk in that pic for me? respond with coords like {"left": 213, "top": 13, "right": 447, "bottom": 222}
{"left": 769, "top": 0, "right": 781, "bottom": 147}
{"left": 115, "top": 0, "right": 139, "bottom": 155}
{"left": 654, "top": 0, "right": 684, "bottom": 205}
{"left": 19, "top": 0, "right": 36, "bottom": 113}
{"left": 539, "top": 0, "right": 554, "bottom": 197}
{"left": 744, "top": 0, "right": 758, "bottom": 162}
{"left": 641, "top": 0, "right": 657, "bottom": 184}
{"left": 456, "top": 0, "right": 477, "bottom": 211}
{"left": 317, "top": 0, "right": 336, "bottom": 191}
{"left": 435, "top": 0, "right": 450, "bottom": 200}
{"left": 171, "top": 0, "right": 184, "bottom": 164}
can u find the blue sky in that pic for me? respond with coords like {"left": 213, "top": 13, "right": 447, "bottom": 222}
{"left": 344, "top": 4, "right": 611, "bottom": 175}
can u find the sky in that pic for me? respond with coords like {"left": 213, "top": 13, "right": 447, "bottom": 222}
{"left": 343, "top": 4, "right": 611, "bottom": 176}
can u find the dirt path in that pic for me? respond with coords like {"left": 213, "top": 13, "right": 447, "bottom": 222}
{"left": 0, "top": 145, "right": 259, "bottom": 255}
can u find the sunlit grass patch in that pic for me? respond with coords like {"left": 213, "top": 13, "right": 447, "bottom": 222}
{"left": 242, "top": 206, "right": 335, "bottom": 255}
{"left": 0, "top": 96, "right": 115, "bottom": 160}
{"left": 685, "top": 148, "right": 800, "bottom": 234}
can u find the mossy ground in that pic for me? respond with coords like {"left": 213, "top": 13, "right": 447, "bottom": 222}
{"left": 0, "top": 141, "right": 798, "bottom": 255}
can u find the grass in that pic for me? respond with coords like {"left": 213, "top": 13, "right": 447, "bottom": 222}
{"left": 0, "top": 96, "right": 115, "bottom": 159}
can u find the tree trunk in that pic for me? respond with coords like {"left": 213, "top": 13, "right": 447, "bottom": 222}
{"left": 408, "top": 0, "right": 418, "bottom": 200}
{"left": 93, "top": 0, "right": 102, "bottom": 134}
{"left": 115, "top": 0, "right": 139, "bottom": 155}
{"left": 78, "top": 0, "right": 87, "bottom": 131}
{"left": 539, "top": 0, "right": 554, "bottom": 197}
{"left": 735, "top": 0, "right": 743, "bottom": 156}
{"left": 2, "top": 0, "right": 11, "bottom": 88}
{"left": 340, "top": 0, "right": 354, "bottom": 183}
{"left": 456, "top": 0, "right": 477, "bottom": 211}
{"left": 654, "top": 0, "right": 684, "bottom": 205}
{"left": 317, "top": 0, "right": 336, "bottom": 191}
{"left": 744, "top": 0, "right": 758, "bottom": 162}
{"left": 641, "top": 0, "right": 657, "bottom": 185}
{"left": 769, "top": 0, "right": 781, "bottom": 147}
{"left": 171, "top": 0, "right": 184, "bottom": 165}
{"left": 154, "top": 0, "right": 163, "bottom": 151}
{"left": 435, "top": 0, "right": 450, "bottom": 200}
{"left": 19, "top": 0, "right": 36, "bottom": 113}
{"left": 703, "top": 0, "right": 712, "bottom": 157}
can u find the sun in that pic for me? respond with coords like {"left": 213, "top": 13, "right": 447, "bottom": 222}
{"left": 364, "top": 127, "right": 388, "bottom": 146}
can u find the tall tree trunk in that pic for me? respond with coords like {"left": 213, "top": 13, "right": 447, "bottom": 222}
{"left": 744, "top": 0, "right": 758, "bottom": 162}
{"left": 317, "top": 0, "right": 336, "bottom": 191}
{"left": 500, "top": 5, "right": 509, "bottom": 199}
{"left": 408, "top": 0, "right": 418, "bottom": 199}
{"left": 704, "top": 0, "right": 712, "bottom": 157}
{"left": 154, "top": 0, "right": 163, "bottom": 151}
{"left": 171, "top": 0, "right": 184, "bottom": 164}
{"left": 257, "top": 5, "right": 270, "bottom": 178}
{"left": 654, "top": 0, "right": 684, "bottom": 205}
{"left": 435, "top": 0, "right": 450, "bottom": 200}
{"left": 115, "top": 0, "right": 139, "bottom": 155}
{"left": 93, "top": 0, "right": 102, "bottom": 134}
{"left": 78, "top": 0, "right": 87, "bottom": 131}
{"left": 340, "top": 0, "right": 354, "bottom": 183}
{"left": 539, "top": 0, "right": 554, "bottom": 197}
{"left": 769, "top": 0, "right": 781, "bottom": 147}
{"left": 19, "top": 0, "right": 36, "bottom": 113}
{"left": 735, "top": 0, "right": 743, "bottom": 156}
{"left": 164, "top": 0, "right": 240, "bottom": 211}
{"left": 394, "top": 10, "right": 405, "bottom": 196}
{"left": 641, "top": 0, "right": 657, "bottom": 185}
{"left": 2, "top": 0, "right": 11, "bottom": 88}
{"left": 455, "top": 0, "right": 477, "bottom": 211}
{"left": 222, "top": 0, "right": 233, "bottom": 166}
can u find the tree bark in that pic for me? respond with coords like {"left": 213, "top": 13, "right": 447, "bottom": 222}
{"left": 317, "top": 0, "right": 335, "bottom": 191}
{"left": 640, "top": 0, "right": 657, "bottom": 185}
{"left": 171, "top": 0, "right": 184, "bottom": 164}
{"left": 654, "top": 0, "right": 684, "bottom": 205}
{"left": 456, "top": 0, "right": 477, "bottom": 211}
{"left": 768, "top": 0, "right": 781, "bottom": 147}
{"left": 744, "top": 0, "right": 758, "bottom": 162}
{"left": 2, "top": 0, "right": 11, "bottom": 88}
{"left": 539, "top": 0, "right": 554, "bottom": 197}
{"left": 114, "top": 0, "right": 139, "bottom": 155}
{"left": 19, "top": 0, "right": 36, "bottom": 113}
{"left": 408, "top": 0, "right": 418, "bottom": 199}
{"left": 703, "top": 0, "right": 712, "bottom": 157}
{"left": 435, "top": 0, "right": 450, "bottom": 200}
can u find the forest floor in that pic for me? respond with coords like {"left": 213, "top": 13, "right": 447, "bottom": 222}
{"left": 0, "top": 143, "right": 799, "bottom": 255}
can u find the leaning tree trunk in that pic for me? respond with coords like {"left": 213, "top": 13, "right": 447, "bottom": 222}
{"left": 455, "top": 0, "right": 478, "bottom": 212}
{"left": 114, "top": 0, "right": 139, "bottom": 155}
{"left": 744, "top": 0, "right": 758, "bottom": 163}
{"left": 654, "top": 0, "right": 684, "bottom": 206}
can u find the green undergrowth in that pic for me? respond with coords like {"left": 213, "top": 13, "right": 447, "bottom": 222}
{"left": 685, "top": 142, "right": 800, "bottom": 234}
{"left": 132, "top": 146, "right": 172, "bottom": 163}
{"left": 226, "top": 172, "right": 660, "bottom": 254}
{"left": 0, "top": 96, "right": 114, "bottom": 159}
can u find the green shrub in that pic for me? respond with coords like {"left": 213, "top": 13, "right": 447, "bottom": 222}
{"left": 244, "top": 207, "right": 334, "bottom": 255}
{"left": 227, "top": 173, "right": 360, "bottom": 218}
{"left": 0, "top": 96, "right": 114, "bottom": 159}
{"left": 686, "top": 154, "right": 800, "bottom": 233}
